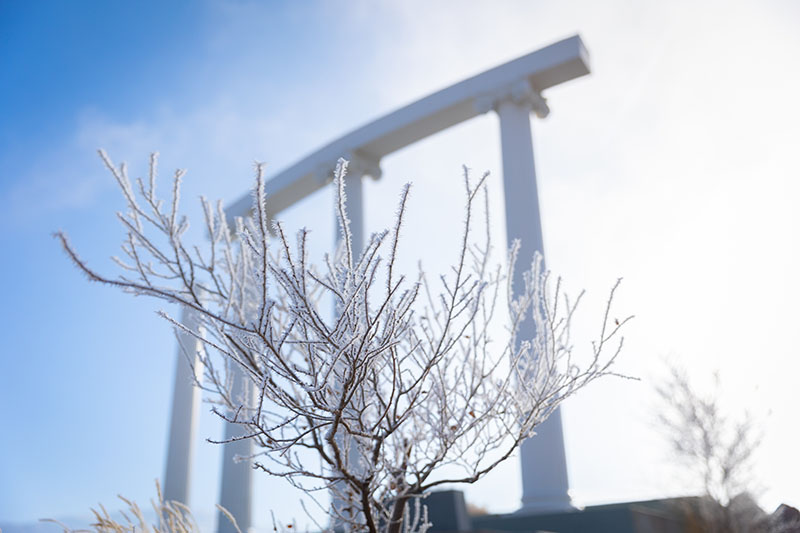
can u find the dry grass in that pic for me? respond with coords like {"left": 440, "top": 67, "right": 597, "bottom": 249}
{"left": 41, "top": 482, "right": 240, "bottom": 533}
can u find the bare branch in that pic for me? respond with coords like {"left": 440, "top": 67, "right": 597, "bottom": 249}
{"left": 58, "top": 152, "right": 630, "bottom": 533}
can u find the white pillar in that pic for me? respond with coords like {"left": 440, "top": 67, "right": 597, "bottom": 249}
{"left": 330, "top": 154, "right": 379, "bottom": 525}
{"left": 496, "top": 86, "right": 573, "bottom": 514}
{"left": 335, "top": 150, "right": 380, "bottom": 257}
{"left": 163, "top": 306, "right": 203, "bottom": 504}
{"left": 340, "top": 168, "right": 365, "bottom": 258}
{"left": 217, "top": 365, "right": 255, "bottom": 533}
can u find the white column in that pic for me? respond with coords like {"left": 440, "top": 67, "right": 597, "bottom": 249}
{"left": 218, "top": 365, "right": 255, "bottom": 533}
{"left": 335, "top": 150, "right": 380, "bottom": 257}
{"left": 495, "top": 85, "right": 573, "bottom": 514}
{"left": 340, "top": 168, "right": 365, "bottom": 257}
{"left": 330, "top": 154, "right": 378, "bottom": 526}
{"left": 163, "top": 306, "right": 203, "bottom": 504}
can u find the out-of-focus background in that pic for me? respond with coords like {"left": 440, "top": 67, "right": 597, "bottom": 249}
{"left": 1, "top": 1, "right": 798, "bottom": 530}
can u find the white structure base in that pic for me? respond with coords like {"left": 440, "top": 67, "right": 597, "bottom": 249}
{"left": 163, "top": 307, "right": 203, "bottom": 505}
{"left": 217, "top": 366, "right": 254, "bottom": 533}
{"left": 517, "top": 408, "right": 574, "bottom": 514}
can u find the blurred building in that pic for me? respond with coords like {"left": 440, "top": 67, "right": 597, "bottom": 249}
{"left": 426, "top": 490, "right": 687, "bottom": 533}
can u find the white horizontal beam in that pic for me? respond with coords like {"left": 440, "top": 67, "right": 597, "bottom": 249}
{"left": 226, "top": 35, "right": 589, "bottom": 220}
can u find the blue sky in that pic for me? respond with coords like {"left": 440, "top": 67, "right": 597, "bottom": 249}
{"left": 2, "top": 1, "right": 800, "bottom": 530}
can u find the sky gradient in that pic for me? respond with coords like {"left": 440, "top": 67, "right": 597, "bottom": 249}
{"left": 2, "top": 1, "right": 799, "bottom": 530}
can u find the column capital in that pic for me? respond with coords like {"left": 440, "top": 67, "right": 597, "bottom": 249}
{"left": 474, "top": 79, "right": 550, "bottom": 119}
{"left": 314, "top": 150, "right": 383, "bottom": 185}
{"left": 343, "top": 149, "right": 383, "bottom": 181}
